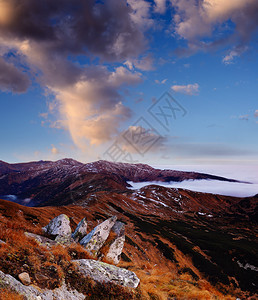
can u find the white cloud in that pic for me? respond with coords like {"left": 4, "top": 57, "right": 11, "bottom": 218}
{"left": 51, "top": 145, "right": 60, "bottom": 155}
{"left": 49, "top": 66, "right": 142, "bottom": 148}
{"left": 154, "top": 0, "right": 167, "bottom": 14}
{"left": 254, "top": 110, "right": 258, "bottom": 118}
{"left": 171, "top": 0, "right": 258, "bottom": 54}
{"left": 127, "top": 0, "right": 153, "bottom": 28}
{"left": 124, "top": 54, "right": 154, "bottom": 71}
{"left": 155, "top": 78, "right": 167, "bottom": 84}
{"left": 223, "top": 47, "right": 248, "bottom": 64}
{"left": 171, "top": 83, "right": 199, "bottom": 95}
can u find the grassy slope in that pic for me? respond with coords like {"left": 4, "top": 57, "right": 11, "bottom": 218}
{"left": 0, "top": 197, "right": 257, "bottom": 299}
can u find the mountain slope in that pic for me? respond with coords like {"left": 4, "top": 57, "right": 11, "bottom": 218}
{"left": 0, "top": 159, "right": 242, "bottom": 207}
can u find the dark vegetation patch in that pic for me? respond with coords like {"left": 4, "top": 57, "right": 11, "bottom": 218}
{"left": 123, "top": 211, "right": 258, "bottom": 294}
{"left": 154, "top": 238, "right": 176, "bottom": 262}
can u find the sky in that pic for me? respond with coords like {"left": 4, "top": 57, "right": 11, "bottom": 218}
{"left": 0, "top": 0, "right": 258, "bottom": 165}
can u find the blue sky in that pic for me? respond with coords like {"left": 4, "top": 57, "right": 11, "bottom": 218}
{"left": 0, "top": 0, "right": 257, "bottom": 164}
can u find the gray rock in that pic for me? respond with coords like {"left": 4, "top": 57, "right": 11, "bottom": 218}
{"left": 71, "top": 217, "right": 87, "bottom": 242}
{"left": 0, "top": 239, "right": 6, "bottom": 245}
{"left": 18, "top": 272, "right": 31, "bottom": 286}
{"left": 55, "top": 234, "right": 74, "bottom": 245}
{"left": 106, "top": 221, "right": 125, "bottom": 264}
{"left": 72, "top": 259, "right": 140, "bottom": 288}
{"left": 80, "top": 216, "right": 117, "bottom": 256}
{"left": 0, "top": 270, "right": 85, "bottom": 300}
{"left": 42, "top": 214, "right": 71, "bottom": 238}
{"left": 25, "top": 232, "right": 57, "bottom": 249}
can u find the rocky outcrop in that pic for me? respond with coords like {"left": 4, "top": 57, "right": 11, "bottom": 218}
{"left": 71, "top": 217, "right": 87, "bottom": 242}
{"left": 106, "top": 221, "right": 125, "bottom": 264}
{"left": 42, "top": 214, "right": 71, "bottom": 238}
{"left": 25, "top": 232, "right": 57, "bottom": 248}
{"left": 73, "top": 259, "right": 140, "bottom": 288}
{"left": 80, "top": 216, "right": 117, "bottom": 256}
{"left": 0, "top": 271, "right": 85, "bottom": 300}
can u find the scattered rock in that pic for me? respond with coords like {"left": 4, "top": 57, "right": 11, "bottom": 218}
{"left": 18, "top": 272, "right": 31, "bottom": 286}
{"left": 80, "top": 216, "right": 117, "bottom": 256}
{"left": 0, "top": 239, "right": 6, "bottom": 245}
{"left": 106, "top": 221, "right": 125, "bottom": 264}
{"left": 71, "top": 217, "right": 87, "bottom": 242}
{"left": 72, "top": 259, "right": 140, "bottom": 288}
{"left": 35, "top": 273, "right": 49, "bottom": 285}
{"left": 0, "top": 271, "right": 85, "bottom": 300}
{"left": 42, "top": 214, "right": 71, "bottom": 238}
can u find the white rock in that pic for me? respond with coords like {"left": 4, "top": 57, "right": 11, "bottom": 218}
{"left": 80, "top": 216, "right": 117, "bottom": 256}
{"left": 73, "top": 259, "right": 140, "bottom": 288}
{"left": 106, "top": 221, "right": 125, "bottom": 264}
{"left": 42, "top": 214, "right": 71, "bottom": 237}
{"left": 0, "top": 271, "right": 85, "bottom": 300}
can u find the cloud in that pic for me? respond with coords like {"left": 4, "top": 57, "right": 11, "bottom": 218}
{"left": 50, "top": 66, "right": 141, "bottom": 147}
{"left": 154, "top": 0, "right": 167, "bottom": 14}
{"left": 0, "top": 0, "right": 147, "bottom": 148}
{"left": 155, "top": 78, "right": 167, "bottom": 84}
{"left": 171, "top": 0, "right": 258, "bottom": 52}
{"left": 51, "top": 145, "right": 60, "bottom": 155}
{"left": 0, "top": 0, "right": 146, "bottom": 61}
{"left": 0, "top": 56, "right": 30, "bottom": 93}
{"left": 171, "top": 83, "right": 199, "bottom": 95}
{"left": 254, "top": 110, "right": 258, "bottom": 118}
{"left": 124, "top": 54, "right": 154, "bottom": 71}
{"left": 127, "top": 0, "right": 153, "bottom": 28}
{"left": 239, "top": 115, "right": 249, "bottom": 121}
{"left": 119, "top": 125, "right": 168, "bottom": 154}
{"left": 223, "top": 46, "right": 248, "bottom": 64}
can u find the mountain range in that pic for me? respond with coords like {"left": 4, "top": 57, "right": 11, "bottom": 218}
{"left": 0, "top": 158, "right": 257, "bottom": 299}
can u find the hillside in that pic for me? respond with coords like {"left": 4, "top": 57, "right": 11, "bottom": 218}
{"left": 0, "top": 159, "right": 257, "bottom": 299}
{"left": 0, "top": 159, "right": 242, "bottom": 207}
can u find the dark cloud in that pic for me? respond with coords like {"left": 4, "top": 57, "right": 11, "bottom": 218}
{"left": 0, "top": 57, "right": 30, "bottom": 93}
{"left": 0, "top": 0, "right": 146, "bottom": 61}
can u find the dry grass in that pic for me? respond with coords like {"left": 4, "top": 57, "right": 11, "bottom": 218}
{"left": 0, "top": 289, "right": 24, "bottom": 300}
{"left": 0, "top": 214, "right": 143, "bottom": 299}
{"left": 0, "top": 199, "right": 253, "bottom": 299}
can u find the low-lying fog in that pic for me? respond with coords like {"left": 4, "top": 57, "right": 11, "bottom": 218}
{"left": 128, "top": 164, "right": 258, "bottom": 197}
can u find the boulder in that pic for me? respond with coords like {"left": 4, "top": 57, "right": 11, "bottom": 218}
{"left": 72, "top": 217, "right": 87, "bottom": 242}
{"left": 25, "top": 232, "right": 57, "bottom": 249}
{"left": 55, "top": 234, "right": 74, "bottom": 245}
{"left": 72, "top": 259, "right": 140, "bottom": 288}
{"left": 105, "top": 221, "right": 125, "bottom": 264}
{"left": 0, "top": 270, "right": 85, "bottom": 300}
{"left": 42, "top": 214, "right": 71, "bottom": 238}
{"left": 80, "top": 216, "right": 117, "bottom": 256}
{"left": 18, "top": 272, "right": 31, "bottom": 286}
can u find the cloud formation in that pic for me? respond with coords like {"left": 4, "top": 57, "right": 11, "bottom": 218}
{"left": 171, "top": 83, "right": 199, "bottom": 95}
{"left": 155, "top": 79, "right": 167, "bottom": 84}
{"left": 172, "top": 0, "right": 258, "bottom": 51}
{"left": 51, "top": 145, "right": 60, "bottom": 155}
{"left": 0, "top": 0, "right": 147, "bottom": 148}
{"left": 0, "top": 57, "right": 30, "bottom": 93}
{"left": 119, "top": 125, "right": 168, "bottom": 154}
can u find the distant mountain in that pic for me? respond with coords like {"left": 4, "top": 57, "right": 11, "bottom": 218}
{"left": 0, "top": 158, "right": 241, "bottom": 206}
{"left": 0, "top": 158, "right": 257, "bottom": 297}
